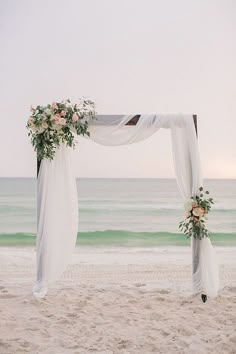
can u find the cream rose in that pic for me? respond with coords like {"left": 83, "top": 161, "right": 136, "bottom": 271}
{"left": 184, "top": 200, "right": 193, "bottom": 213}
{"left": 28, "top": 117, "right": 35, "bottom": 124}
{"left": 42, "top": 122, "right": 48, "bottom": 130}
{"left": 193, "top": 207, "right": 205, "bottom": 217}
{"left": 58, "top": 117, "right": 66, "bottom": 125}
{"left": 30, "top": 123, "right": 36, "bottom": 131}
{"left": 45, "top": 108, "right": 52, "bottom": 116}
{"left": 191, "top": 200, "right": 198, "bottom": 208}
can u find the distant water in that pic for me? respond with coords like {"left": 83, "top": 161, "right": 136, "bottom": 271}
{"left": 0, "top": 178, "right": 235, "bottom": 247}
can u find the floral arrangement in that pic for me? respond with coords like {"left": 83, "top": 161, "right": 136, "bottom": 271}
{"left": 27, "top": 98, "right": 95, "bottom": 160}
{"left": 179, "top": 187, "right": 214, "bottom": 239}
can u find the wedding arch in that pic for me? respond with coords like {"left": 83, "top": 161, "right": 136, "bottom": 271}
{"left": 32, "top": 114, "right": 219, "bottom": 301}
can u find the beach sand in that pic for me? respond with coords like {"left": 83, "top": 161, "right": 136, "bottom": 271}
{"left": 0, "top": 246, "right": 236, "bottom": 354}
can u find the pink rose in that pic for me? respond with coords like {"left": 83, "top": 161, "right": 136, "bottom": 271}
{"left": 60, "top": 110, "right": 66, "bottom": 117}
{"left": 51, "top": 114, "right": 60, "bottom": 122}
{"left": 58, "top": 117, "right": 66, "bottom": 125}
{"left": 72, "top": 113, "right": 78, "bottom": 122}
{"left": 42, "top": 122, "right": 48, "bottom": 130}
{"left": 51, "top": 102, "right": 58, "bottom": 110}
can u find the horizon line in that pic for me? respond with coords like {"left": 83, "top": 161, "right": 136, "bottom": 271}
{"left": 0, "top": 177, "right": 235, "bottom": 180}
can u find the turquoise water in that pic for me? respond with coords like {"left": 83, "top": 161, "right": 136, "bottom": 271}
{"left": 0, "top": 178, "right": 235, "bottom": 246}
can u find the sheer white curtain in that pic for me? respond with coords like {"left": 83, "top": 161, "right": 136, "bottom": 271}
{"left": 34, "top": 114, "right": 219, "bottom": 298}
{"left": 170, "top": 118, "right": 219, "bottom": 298}
{"left": 33, "top": 145, "right": 78, "bottom": 298}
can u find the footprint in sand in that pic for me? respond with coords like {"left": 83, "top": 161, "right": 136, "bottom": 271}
{"left": 56, "top": 318, "right": 70, "bottom": 324}
{"left": 157, "top": 289, "right": 169, "bottom": 294}
{"left": 0, "top": 286, "right": 8, "bottom": 294}
{"left": 228, "top": 287, "right": 236, "bottom": 293}
{"left": 180, "top": 300, "right": 189, "bottom": 306}
{"left": 45, "top": 313, "right": 54, "bottom": 318}
{"left": 178, "top": 327, "right": 192, "bottom": 336}
{"left": 67, "top": 312, "right": 78, "bottom": 318}
{"left": 135, "top": 283, "right": 146, "bottom": 287}
{"left": 128, "top": 299, "right": 137, "bottom": 304}
{"left": 0, "top": 340, "right": 11, "bottom": 351}
{"left": 117, "top": 339, "right": 130, "bottom": 349}
{"left": 154, "top": 296, "right": 165, "bottom": 301}
{"left": 25, "top": 327, "right": 39, "bottom": 332}
{"left": 0, "top": 293, "right": 16, "bottom": 299}
{"left": 13, "top": 338, "right": 31, "bottom": 349}
{"left": 144, "top": 303, "right": 152, "bottom": 309}
{"left": 229, "top": 335, "right": 236, "bottom": 343}
{"left": 161, "top": 330, "right": 170, "bottom": 336}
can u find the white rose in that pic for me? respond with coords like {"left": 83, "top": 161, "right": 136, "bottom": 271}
{"left": 185, "top": 211, "right": 191, "bottom": 218}
{"left": 184, "top": 200, "right": 193, "bottom": 212}
{"left": 191, "top": 200, "right": 198, "bottom": 208}
{"left": 45, "top": 108, "right": 52, "bottom": 116}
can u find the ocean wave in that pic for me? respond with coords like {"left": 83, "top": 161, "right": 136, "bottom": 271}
{"left": 0, "top": 231, "right": 235, "bottom": 247}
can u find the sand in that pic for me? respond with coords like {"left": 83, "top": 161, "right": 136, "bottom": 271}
{"left": 0, "top": 246, "right": 236, "bottom": 354}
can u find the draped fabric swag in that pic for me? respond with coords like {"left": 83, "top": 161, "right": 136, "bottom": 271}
{"left": 33, "top": 115, "right": 219, "bottom": 299}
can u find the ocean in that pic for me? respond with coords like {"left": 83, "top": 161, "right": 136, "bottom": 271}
{"left": 0, "top": 178, "right": 235, "bottom": 247}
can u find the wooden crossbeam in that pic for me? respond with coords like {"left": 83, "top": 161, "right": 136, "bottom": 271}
{"left": 126, "top": 114, "right": 198, "bottom": 134}
{"left": 125, "top": 115, "right": 140, "bottom": 125}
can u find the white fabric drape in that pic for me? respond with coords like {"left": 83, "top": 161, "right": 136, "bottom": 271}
{"left": 170, "top": 118, "right": 219, "bottom": 298}
{"left": 33, "top": 145, "right": 78, "bottom": 298}
{"left": 34, "top": 114, "right": 219, "bottom": 298}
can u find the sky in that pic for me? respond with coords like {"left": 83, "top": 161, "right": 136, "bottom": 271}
{"left": 0, "top": 0, "right": 235, "bottom": 178}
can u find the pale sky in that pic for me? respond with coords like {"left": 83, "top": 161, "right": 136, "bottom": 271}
{"left": 0, "top": 0, "right": 235, "bottom": 178}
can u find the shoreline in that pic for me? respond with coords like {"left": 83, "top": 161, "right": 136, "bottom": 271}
{"left": 0, "top": 231, "right": 236, "bottom": 248}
